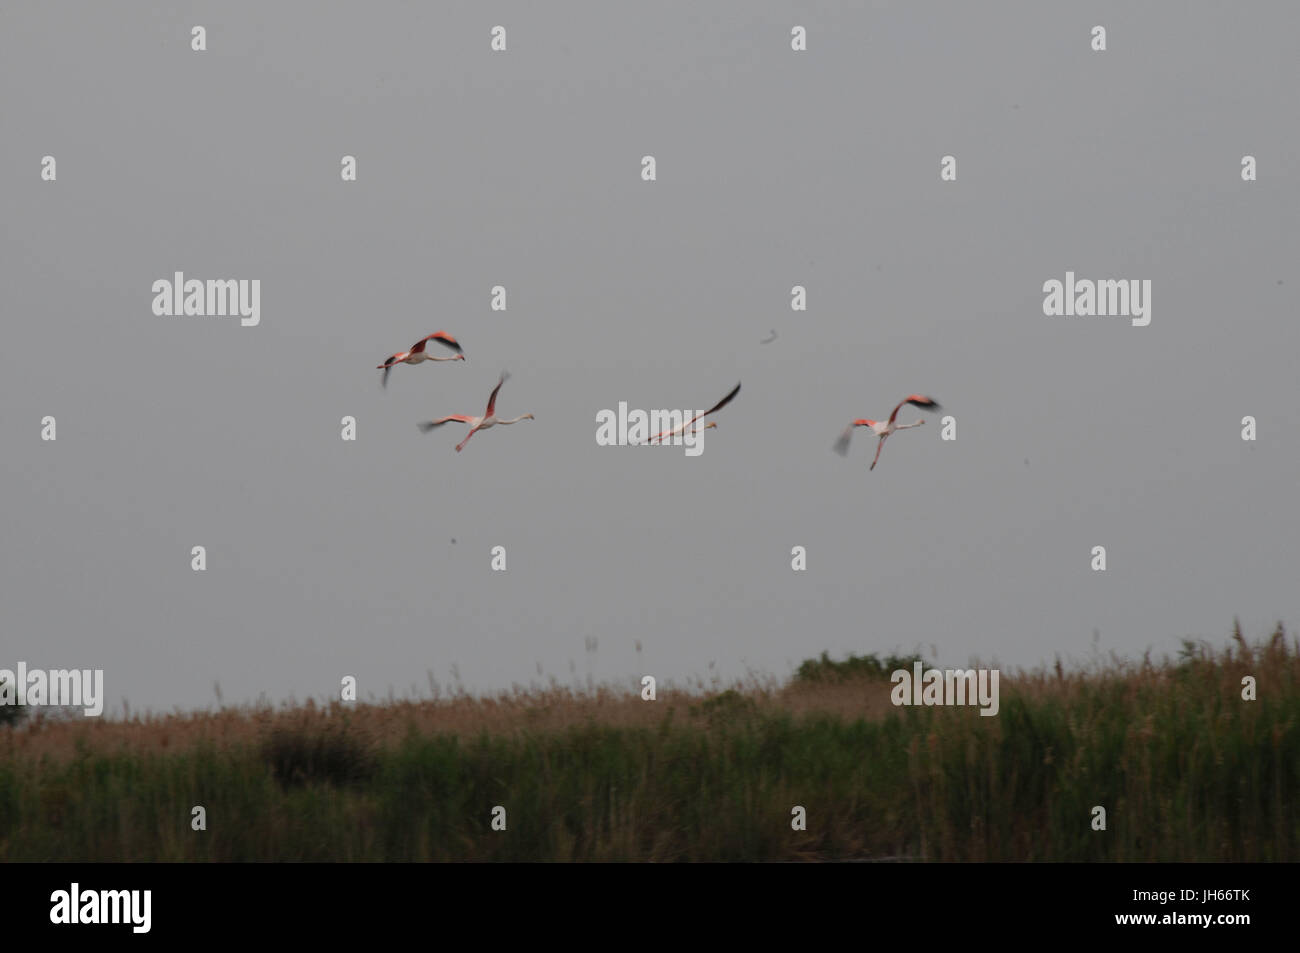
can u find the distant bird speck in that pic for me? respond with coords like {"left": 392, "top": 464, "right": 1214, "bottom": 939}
{"left": 760, "top": 330, "right": 778, "bottom": 344}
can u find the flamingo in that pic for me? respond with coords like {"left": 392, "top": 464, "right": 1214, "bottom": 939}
{"left": 646, "top": 382, "right": 741, "bottom": 444}
{"left": 378, "top": 331, "right": 464, "bottom": 387}
{"left": 417, "top": 372, "right": 534, "bottom": 452}
{"left": 833, "top": 394, "right": 941, "bottom": 470}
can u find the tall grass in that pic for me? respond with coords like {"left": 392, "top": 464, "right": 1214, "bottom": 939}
{"left": 0, "top": 626, "right": 1295, "bottom": 861}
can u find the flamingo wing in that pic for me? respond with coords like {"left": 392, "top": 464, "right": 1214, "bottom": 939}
{"left": 702, "top": 382, "right": 741, "bottom": 418}
{"left": 378, "top": 353, "right": 404, "bottom": 388}
{"left": 888, "top": 395, "right": 941, "bottom": 425}
{"left": 675, "top": 381, "right": 742, "bottom": 435}
{"left": 833, "top": 424, "right": 856, "bottom": 457}
{"left": 833, "top": 420, "right": 874, "bottom": 456}
{"left": 485, "top": 372, "right": 510, "bottom": 416}
{"left": 413, "top": 331, "right": 463, "bottom": 355}
{"left": 418, "top": 414, "right": 474, "bottom": 433}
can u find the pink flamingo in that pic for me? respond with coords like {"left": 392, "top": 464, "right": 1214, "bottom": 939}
{"left": 417, "top": 372, "right": 534, "bottom": 452}
{"left": 647, "top": 382, "right": 741, "bottom": 444}
{"left": 834, "top": 394, "right": 941, "bottom": 470}
{"left": 378, "top": 331, "right": 464, "bottom": 387}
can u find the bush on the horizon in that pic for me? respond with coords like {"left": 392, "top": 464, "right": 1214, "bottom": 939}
{"left": 793, "top": 650, "right": 928, "bottom": 684}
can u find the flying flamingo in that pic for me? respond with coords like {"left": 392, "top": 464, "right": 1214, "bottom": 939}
{"left": 378, "top": 331, "right": 464, "bottom": 387}
{"left": 646, "top": 382, "right": 741, "bottom": 444}
{"left": 417, "top": 372, "right": 534, "bottom": 452}
{"left": 833, "top": 394, "right": 941, "bottom": 470}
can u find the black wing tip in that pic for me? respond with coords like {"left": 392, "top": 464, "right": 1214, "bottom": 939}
{"left": 705, "top": 382, "right": 742, "bottom": 415}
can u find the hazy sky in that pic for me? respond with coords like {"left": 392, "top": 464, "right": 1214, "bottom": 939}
{"left": 3, "top": 2, "right": 1297, "bottom": 714}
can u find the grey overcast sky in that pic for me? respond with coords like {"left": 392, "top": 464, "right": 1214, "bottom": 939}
{"left": 2, "top": 2, "right": 1297, "bottom": 714}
